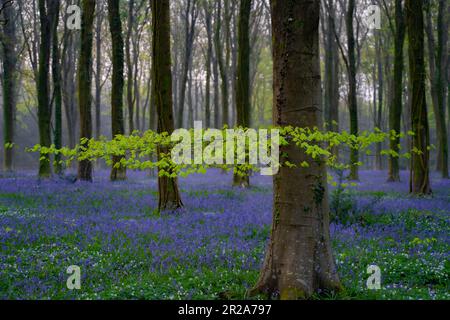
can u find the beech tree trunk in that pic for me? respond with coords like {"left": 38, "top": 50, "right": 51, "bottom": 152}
{"left": 51, "top": 0, "right": 63, "bottom": 175}
{"left": 406, "top": 0, "right": 431, "bottom": 195}
{"left": 151, "top": 0, "right": 183, "bottom": 211}
{"left": 37, "top": 0, "right": 54, "bottom": 178}
{"left": 233, "top": 0, "right": 251, "bottom": 188}
{"left": 250, "top": 0, "right": 341, "bottom": 299}
{"left": 346, "top": 0, "right": 359, "bottom": 181}
{"left": 108, "top": 0, "right": 127, "bottom": 181}
{"left": 388, "top": 0, "right": 405, "bottom": 182}
{"left": 77, "top": 0, "right": 96, "bottom": 182}
{"left": 0, "top": 0, "right": 17, "bottom": 172}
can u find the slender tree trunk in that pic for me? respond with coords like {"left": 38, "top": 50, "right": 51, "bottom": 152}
{"left": 233, "top": 0, "right": 251, "bottom": 188}
{"left": 323, "top": 0, "right": 340, "bottom": 158}
{"left": 406, "top": 0, "right": 431, "bottom": 195}
{"left": 51, "top": 0, "right": 63, "bottom": 175}
{"left": 151, "top": 0, "right": 183, "bottom": 211}
{"left": 37, "top": 0, "right": 54, "bottom": 178}
{"left": 62, "top": 20, "right": 78, "bottom": 150}
{"left": 94, "top": 4, "right": 103, "bottom": 139}
{"left": 436, "top": 0, "right": 448, "bottom": 178}
{"left": 108, "top": 0, "right": 127, "bottom": 181}
{"left": 214, "top": 1, "right": 230, "bottom": 127}
{"left": 0, "top": 0, "right": 17, "bottom": 172}
{"left": 250, "top": 0, "right": 341, "bottom": 299}
{"left": 77, "top": 0, "right": 96, "bottom": 182}
{"left": 203, "top": 1, "right": 213, "bottom": 127}
{"left": 126, "top": 0, "right": 134, "bottom": 134}
{"left": 388, "top": 0, "right": 405, "bottom": 182}
{"left": 346, "top": 0, "right": 359, "bottom": 181}
{"left": 375, "top": 31, "right": 383, "bottom": 170}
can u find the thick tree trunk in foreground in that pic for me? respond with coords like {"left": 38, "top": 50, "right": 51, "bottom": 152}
{"left": 151, "top": 0, "right": 183, "bottom": 211}
{"left": 233, "top": 0, "right": 251, "bottom": 188}
{"left": 406, "top": 0, "right": 431, "bottom": 195}
{"left": 108, "top": 0, "right": 127, "bottom": 181}
{"left": 77, "top": 0, "right": 96, "bottom": 182}
{"left": 0, "top": 0, "right": 17, "bottom": 172}
{"left": 250, "top": 0, "right": 341, "bottom": 299}
{"left": 388, "top": 0, "right": 405, "bottom": 182}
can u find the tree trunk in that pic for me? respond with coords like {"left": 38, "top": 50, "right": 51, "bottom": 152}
{"left": 406, "top": 0, "right": 431, "bottom": 195}
{"left": 250, "top": 0, "right": 341, "bottom": 299}
{"left": 0, "top": 0, "right": 17, "bottom": 172}
{"left": 94, "top": 4, "right": 103, "bottom": 139}
{"left": 177, "top": 0, "right": 197, "bottom": 129}
{"left": 151, "top": 0, "right": 183, "bottom": 211}
{"left": 126, "top": 0, "right": 135, "bottom": 134}
{"left": 37, "top": 0, "right": 54, "bottom": 178}
{"left": 203, "top": 1, "right": 213, "bottom": 127}
{"left": 388, "top": 0, "right": 405, "bottom": 182}
{"left": 375, "top": 31, "right": 383, "bottom": 170}
{"left": 436, "top": 0, "right": 448, "bottom": 178}
{"left": 233, "top": 0, "right": 251, "bottom": 188}
{"left": 77, "top": 0, "right": 96, "bottom": 182}
{"left": 214, "top": 0, "right": 230, "bottom": 127}
{"left": 323, "top": 0, "right": 340, "bottom": 159}
{"left": 51, "top": 0, "right": 63, "bottom": 175}
{"left": 108, "top": 0, "right": 127, "bottom": 181}
{"left": 346, "top": 0, "right": 359, "bottom": 181}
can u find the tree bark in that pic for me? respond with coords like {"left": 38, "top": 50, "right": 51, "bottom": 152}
{"left": 108, "top": 0, "right": 127, "bottom": 181}
{"left": 388, "top": 0, "right": 405, "bottom": 182}
{"left": 250, "top": 0, "right": 341, "bottom": 299}
{"left": 151, "top": 0, "right": 183, "bottom": 211}
{"left": 37, "top": 0, "right": 54, "bottom": 178}
{"left": 406, "top": 0, "right": 431, "bottom": 195}
{"left": 77, "top": 0, "right": 96, "bottom": 182}
{"left": 51, "top": 0, "right": 63, "bottom": 175}
{"left": 346, "top": 0, "right": 359, "bottom": 181}
{"left": 0, "top": 0, "right": 17, "bottom": 172}
{"left": 233, "top": 0, "right": 251, "bottom": 188}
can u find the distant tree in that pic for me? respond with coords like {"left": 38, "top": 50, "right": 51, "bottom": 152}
{"left": 250, "top": 0, "right": 341, "bottom": 299}
{"left": 77, "top": 0, "right": 96, "bottom": 182}
{"left": 108, "top": 0, "right": 127, "bottom": 181}
{"left": 233, "top": 0, "right": 251, "bottom": 188}
{"left": 0, "top": 0, "right": 17, "bottom": 172}
{"left": 202, "top": 0, "right": 213, "bottom": 127}
{"left": 151, "top": 0, "right": 183, "bottom": 210}
{"left": 406, "top": 0, "right": 431, "bottom": 194}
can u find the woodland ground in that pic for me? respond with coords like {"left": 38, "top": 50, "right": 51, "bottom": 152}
{"left": 0, "top": 169, "right": 449, "bottom": 300}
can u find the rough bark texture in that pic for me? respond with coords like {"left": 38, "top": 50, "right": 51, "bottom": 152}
{"left": 108, "top": 0, "right": 127, "bottom": 181}
{"left": 233, "top": 0, "right": 251, "bottom": 188}
{"left": 77, "top": 0, "right": 96, "bottom": 182}
{"left": 0, "top": 0, "right": 17, "bottom": 172}
{"left": 406, "top": 0, "right": 431, "bottom": 195}
{"left": 151, "top": 0, "right": 183, "bottom": 211}
{"left": 94, "top": 5, "right": 103, "bottom": 139}
{"left": 250, "top": 0, "right": 341, "bottom": 299}
{"left": 388, "top": 0, "right": 405, "bottom": 182}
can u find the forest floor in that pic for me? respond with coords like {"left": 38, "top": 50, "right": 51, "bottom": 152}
{"left": 0, "top": 169, "right": 449, "bottom": 300}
